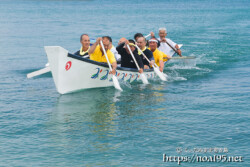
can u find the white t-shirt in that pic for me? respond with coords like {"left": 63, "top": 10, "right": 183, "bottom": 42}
{"left": 158, "top": 38, "right": 176, "bottom": 57}
{"left": 110, "top": 45, "right": 121, "bottom": 62}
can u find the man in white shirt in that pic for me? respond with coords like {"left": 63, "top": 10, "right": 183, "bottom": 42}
{"left": 107, "top": 36, "right": 121, "bottom": 64}
{"left": 151, "top": 28, "right": 182, "bottom": 57}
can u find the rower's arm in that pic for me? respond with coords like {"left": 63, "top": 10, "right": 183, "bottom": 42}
{"left": 150, "top": 60, "right": 155, "bottom": 67}
{"left": 111, "top": 62, "right": 117, "bottom": 75}
{"left": 148, "top": 50, "right": 155, "bottom": 65}
{"left": 150, "top": 31, "right": 155, "bottom": 38}
{"left": 138, "top": 68, "right": 143, "bottom": 74}
{"left": 175, "top": 44, "right": 182, "bottom": 57}
{"left": 159, "top": 60, "right": 164, "bottom": 72}
{"left": 88, "top": 37, "right": 101, "bottom": 54}
{"left": 116, "top": 42, "right": 125, "bottom": 54}
{"left": 134, "top": 52, "right": 144, "bottom": 69}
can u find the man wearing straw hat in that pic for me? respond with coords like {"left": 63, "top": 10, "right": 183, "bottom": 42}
{"left": 88, "top": 36, "right": 117, "bottom": 75}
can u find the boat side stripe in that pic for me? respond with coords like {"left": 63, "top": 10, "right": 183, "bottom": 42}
{"left": 67, "top": 53, "right": 154, "bottom": 72}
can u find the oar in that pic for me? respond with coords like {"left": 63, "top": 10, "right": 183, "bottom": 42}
{"left": 27, "top": 66, "right": 51, "bottom": 78}
{"left": 165, "top": 40, "right": 183, "bottom": 57}
{"left": 165, "top": 40, "right": 197, "bottom": 60}
{"left": 170, "top": 56, "right": 196, "bottom": 60}
{"left": 144, "top": 34, "right": 151, "bottom": 38}
{"left": 100, "top": 41, "right": 123, "bottom": 91}
{"left": 126, "top": 44, "right": 149, "bottom": 84}
{"left": 135, "top": 45, "right": 167, "bottom": 81}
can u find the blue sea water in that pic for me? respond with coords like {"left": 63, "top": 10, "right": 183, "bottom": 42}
{"left": 0, "top": 0, "right": 250, "bottom": 166}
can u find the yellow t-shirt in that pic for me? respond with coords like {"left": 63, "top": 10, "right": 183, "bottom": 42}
{"left": 162, "top": 52, "right": 169, "bottom": 62}
{"left": 149, "top": 48, "right": 163, "bottom": 66}
{"left": 90, "top": 45, "right": 116, "bottom": 64}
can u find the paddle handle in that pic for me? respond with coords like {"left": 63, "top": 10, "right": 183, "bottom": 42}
{"left": 165, "top": 40, "right": 182, "bottom": 56}
{"left": 100, "top": 41, "right": 113, "bottom": 71}
{"left": 136, "top": 46, "right": 150, "bottom": 62}
{"left": 27, "top": 66, "right": 51, "bottom": 78}
{"left": 100, "top": 41, "right": 123, "bottom": 91}
{"left": 126, "top": 44, "right": 140, "bottom": 70}
{"left": 135, "top": 45, "right": 156, "bottom": 67}
{"left": 144, "top": 34, "right": 151, "bottom": 38}
{"left": 126, "top": 45, "right": 149, "bottom": 84}
{"left": 135, "top": 45, "right": 160, "bottom": 69}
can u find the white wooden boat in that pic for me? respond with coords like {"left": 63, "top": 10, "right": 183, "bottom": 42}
{"left": 45, "top": 46, "right": 156, "bottom": 94}
{"left": 27, "top": 44, "right": 183, "bottom": 78}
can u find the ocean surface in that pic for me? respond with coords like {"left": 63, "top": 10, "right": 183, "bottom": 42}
{"left": 0, "top": 0, "right": 249, "bottom": 166}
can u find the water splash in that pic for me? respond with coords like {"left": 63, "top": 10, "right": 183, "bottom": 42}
{"left": 118, "top": 79, "right": 132, "bottom": 89}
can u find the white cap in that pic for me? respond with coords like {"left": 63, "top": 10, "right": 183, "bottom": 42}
{"left": 148, "top": 39, "right": 158, "bottom": 43}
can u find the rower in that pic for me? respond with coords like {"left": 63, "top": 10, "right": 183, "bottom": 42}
{"left": 151, "top": 28, "right": 182, "bottom": 57}
{"left": 89, "top": 36, "right": 117, "bottom": 75}
{"left": 136, "top": 37, "right": 155, "bottom": 69}
{"left": 134, "top": 33, "right": 144, "bottom": 43}
{"left": 74, "top": 34, "right": 91, "bottom": 58}
{"left": 116, "top": 38, "right": 144, "bottom": 74}
{"left": 107, "top": 36, "right": 121, "bottom": 64}
{"left": 148, "top": 38, "right": 164, "bottom": 72}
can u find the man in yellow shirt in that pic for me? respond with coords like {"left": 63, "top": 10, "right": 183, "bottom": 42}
{"left": 89, "top": 36, "right": 117, "bottom": 75}
{"left": 148, "top": 38, "right": 164, "bottom": 72}
{"left": 162, "top": 52, "right": 172, "bottom": 63}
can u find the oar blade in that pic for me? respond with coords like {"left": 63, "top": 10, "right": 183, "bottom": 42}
{"left": 112, "top": 75, "right": 123, "bottom": 91}
{"left": 101, "top": 40, "right": 122, "bottom": 91}
{"left": 27, "top": 66, "right": 51, "bottom": 78}
{"left": 153, "top": 67, "right": 167, "bottom": 81}
{"left": 140, "top": 73, "right": 149, "bottom": 84}
{"left": 171, "top": 56, "right": 196, "bottom": 60}
{"left": 163, "top": 73, "right": 168, "bottom": 79}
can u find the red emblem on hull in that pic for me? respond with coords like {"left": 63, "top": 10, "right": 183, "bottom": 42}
{"left": 65, "top": 61, "right": 72, "bottom": 71}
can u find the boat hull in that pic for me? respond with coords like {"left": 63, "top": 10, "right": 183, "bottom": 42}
{"left": 45, "top": 46, "right": 155, "bottom": 94}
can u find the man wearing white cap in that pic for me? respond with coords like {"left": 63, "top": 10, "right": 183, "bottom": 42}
{"left": 151, "top": 28, "right": 182, "bottom": 57}
{"left": 148, "top": 38, "right": 164, "bottom": 72}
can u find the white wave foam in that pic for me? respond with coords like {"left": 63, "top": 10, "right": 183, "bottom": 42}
{"left": 168, "top": 65, "right": 201, "bottom": 70}
{"left": 173, "top": 77, "right": 187, "bottom": 81}
{"left": 191, "top": 41, "right": 210, "bottom": 45}
{"left": 119, "top": 79, "right": 132, "bottom": 89}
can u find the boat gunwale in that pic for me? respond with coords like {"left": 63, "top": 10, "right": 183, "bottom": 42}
{"left": 68, "top": 53, "right": 154, "bottom": 72}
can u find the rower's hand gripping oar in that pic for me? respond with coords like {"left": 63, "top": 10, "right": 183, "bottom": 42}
{"left": 135, "top": 45, "right": 167, "bottom": 81}
{"left": 165, "top": 42, "right": 196, "bottom": 59}
{"left": 126, "top": 44, "right": 149, "bottom": 84}
{"left": 164, "top": 40, "right": 183, "bottom": 57}
{"left": 100, "top": 41, "right": 123, "bottom": 91}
